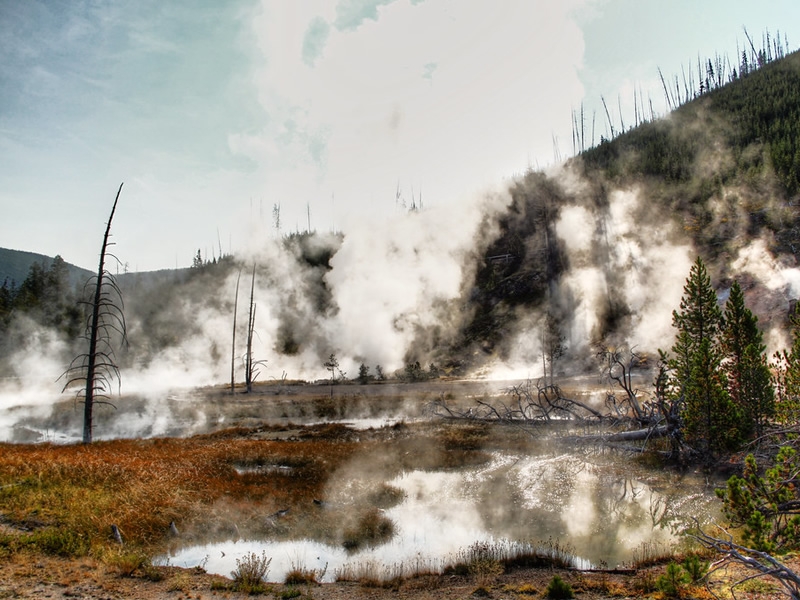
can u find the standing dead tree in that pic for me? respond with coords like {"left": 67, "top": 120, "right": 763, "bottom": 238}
{"left": 598, "top": 346, "right": 653, "bottom": 425}
{"left": 243, "top": 264, "right": 266, "bottom": 393}
{"left": 61, "top": 183, "right": 127, "bottom": 444}
{"left": 230, "top": 269, "right": 241, "bottom": 394}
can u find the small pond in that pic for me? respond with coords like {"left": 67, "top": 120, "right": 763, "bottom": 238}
{"left": 163, "top": 449, "right": 720, "bottom": 583}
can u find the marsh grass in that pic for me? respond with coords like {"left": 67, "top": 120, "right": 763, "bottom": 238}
{"left": 231, "top": 550, "right": 272, "bottom": 593}
{"left": 334, "top": 539, "right": 583, "bottom": 587}
{"left": 0, "top": 431, "right": 358, "bottom": 559}
{"left": 629, "top": 540, "right": 678, "bottom": 568}
{"left": 334, "top": 559, "right": 405, "bottom": 588}
{"left": 448, "top": 539, "right": 582, "bottom": 574}
{"left": 284, "top": 558, "right": 327, "bottom": 585}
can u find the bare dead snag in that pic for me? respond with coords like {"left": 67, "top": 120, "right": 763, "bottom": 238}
{"left": 242, "top": 264, "right": 266, "bottom": 392}
{"left": 598, "top": 346, "right": 652, "bottom": 425}
{"left": 245, "top": 264, "right": 256, "bottom": 393}
{"left": 230, "top": 269, "right": 241, "bottom": 394}
{"left": 60, "top": 183, "right": 127, "bottom": 444}
{"left": 693, "top": 524, "right": 800, "bottom": 600}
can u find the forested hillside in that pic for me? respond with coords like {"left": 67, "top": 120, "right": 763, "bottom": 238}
{"left": 0, "top": 248, "right": 91, "bottom": 289}
{"left": 453, "top": 48, "right": 800, "bottom": 374}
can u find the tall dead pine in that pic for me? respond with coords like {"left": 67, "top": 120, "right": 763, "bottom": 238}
{"left": 61, "top": 183, "right": 127, "bottom": 444}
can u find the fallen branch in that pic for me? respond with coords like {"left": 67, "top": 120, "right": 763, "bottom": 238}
{"left": 565, "top": 425, "right": 669, "bottom": 444}
{"left": 693, "top": 524, "right": 800, "bottom": 600}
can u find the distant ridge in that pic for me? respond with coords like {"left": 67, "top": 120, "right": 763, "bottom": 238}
{"left": 0, "top": 247, "right": 93, "bottom": 289}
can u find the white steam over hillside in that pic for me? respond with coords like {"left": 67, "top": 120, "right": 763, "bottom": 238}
{"left": 5, "top": 90, "right": 800, "bottom": 441}
{"left": 8, "top": 162, "right": 799, "bottom": 399}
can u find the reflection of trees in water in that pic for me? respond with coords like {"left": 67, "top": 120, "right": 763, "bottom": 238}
{"left": 467, "top": 453, "right": 717, "bottom": 566}
{"left": 470, "top": 454, "right": 584, "bottom": 541}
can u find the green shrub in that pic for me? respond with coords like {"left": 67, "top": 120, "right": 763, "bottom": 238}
{"left": 657, "top": 561, "right": 687, "bottom": 597}
{"left": 682, "top": 553, "right": 709, "bottom": 583}
{"left": 545, "top": 574, "right": 574, "bottom": 599}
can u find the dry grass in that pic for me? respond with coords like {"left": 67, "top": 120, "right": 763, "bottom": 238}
{"left": 0, "top": 419, "right": 505, "bottom": 568}
{"left": 0, "top": 429, "right": 359, "bottom": 557}
{"left": 628, "top": 540, "right": 679, "bottom": 568}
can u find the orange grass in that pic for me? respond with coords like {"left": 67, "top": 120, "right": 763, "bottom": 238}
{"left": 0, "top": 430, "right": 360, "bottom": 556}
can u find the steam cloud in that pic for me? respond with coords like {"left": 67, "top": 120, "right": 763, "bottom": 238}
{"left": 2, "top": 147, "right": 798, "bottom": 440}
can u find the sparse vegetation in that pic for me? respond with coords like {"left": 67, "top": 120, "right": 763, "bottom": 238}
{"left": 545, "top": 574, "right": 574, "bottom": 599}
{"left": 285, "top": 558, "right": 327, "bottom": 585}
{"left": 231, "top": 550, "right": 272, "bottom": 593}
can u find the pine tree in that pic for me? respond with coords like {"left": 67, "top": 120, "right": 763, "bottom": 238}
{"left": 669, "top": 257, "right": 722, "bottom": 383}
{"left": 668, "top": 257, "right": 739, "bottom": 454}
{"left": 720, "top": 281, "right": 774, "bottom": 438}
{"left": 773, "top": 302, "right": 800, "bottom": 423}
{"left": 681, "top": 338, "right": 741, "bottom": 451}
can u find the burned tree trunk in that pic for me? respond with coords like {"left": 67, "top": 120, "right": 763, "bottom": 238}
{"left": 230, "top": 269, "right": 241, "bottom": 394}
{"left": 242, "top": 264, "right": 267, "bottom": 392}
{"left": 61, "top": 183, "right": 127, "bottom": 444}
{"left": 245, "top": 264, "right": 256, "bottom": 393}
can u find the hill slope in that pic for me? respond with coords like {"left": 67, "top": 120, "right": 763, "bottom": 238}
{"left": 452, "top": 49, "right": 800, "bottom": 372}
{"left": 0, "top": 247, "right": 93, "bottom": 289}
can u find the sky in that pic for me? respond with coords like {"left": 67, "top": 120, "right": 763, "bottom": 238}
{"left": 1, "top": 0, "right": 799, "bottom": 272}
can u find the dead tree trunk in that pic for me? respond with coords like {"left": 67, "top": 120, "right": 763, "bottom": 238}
{"left": 693, "top": 525, "right": 800, "bottom": 600}
{"left": 61, "top": 183, "right": 127, "bottom": 444}
{"left": 245, "top": 264, "right": 256, "bottom": 393}
{"left": 230, "top": 269, "right": 241, "bottom": 394}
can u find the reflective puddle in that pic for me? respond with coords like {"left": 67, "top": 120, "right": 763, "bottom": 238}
{"left": 163, "top": 450, "right": 719, "bottom": 582}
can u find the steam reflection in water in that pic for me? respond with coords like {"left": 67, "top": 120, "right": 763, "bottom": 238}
{"left": 164, "top": 452, "right": 719, "bottom": 582}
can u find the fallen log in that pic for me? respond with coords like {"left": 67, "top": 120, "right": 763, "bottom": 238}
{"left": 564, "top": 425, "right": 668, "bottom": 444}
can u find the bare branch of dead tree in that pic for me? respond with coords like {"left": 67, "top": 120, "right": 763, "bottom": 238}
{"left": 59, "top": 183, "right": 127, "bottom": 444}
{"left": 692, "top": 523, "right": 800, "bottom": 600}
{"left": 428, "top": 379, "right": 605, "bottom": 424}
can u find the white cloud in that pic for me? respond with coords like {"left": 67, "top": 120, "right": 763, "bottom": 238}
{"left": 241, "top": 0, "right": 589, "bottom": 231}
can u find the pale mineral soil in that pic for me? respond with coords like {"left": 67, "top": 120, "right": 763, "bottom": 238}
{"left": 0, "top": 551, "right": 795, "bottom": 600}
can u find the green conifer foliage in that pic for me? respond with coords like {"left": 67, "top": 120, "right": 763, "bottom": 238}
{"left": 668, "top": 257, "right": 740, "bottom": 454}
{"left": 720, "top": 281, "right": 775, "bottom": 437}
{"left": 773, "top": 302, "right": 800, "bottom": 423}
{"left": 718, "top": 448, "right": 800, "bottom": 553}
